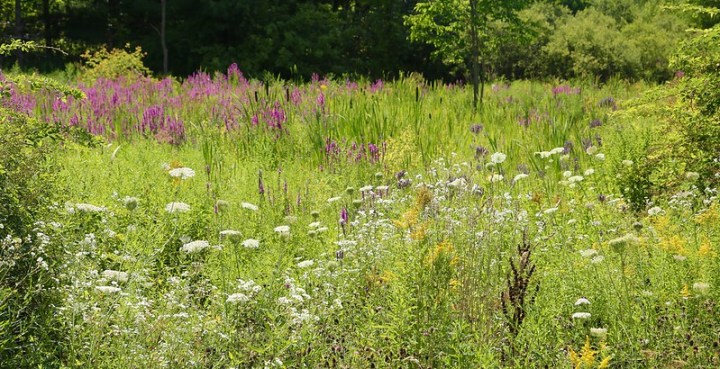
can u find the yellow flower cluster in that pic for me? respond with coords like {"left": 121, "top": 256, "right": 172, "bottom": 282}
{"left": 569, "top": 336, "right": 612, "bottom": 369}
{"left": 695, "top": 203, "right": 719, "bottom": 226}
{"left": 425, "top": 240, "right": 456, "bottom": 267}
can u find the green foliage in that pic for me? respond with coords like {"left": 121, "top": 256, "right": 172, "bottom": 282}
{"left": 667, "top": 24, "right": 720, "bottom": 185}
{"left": 0, "top": 104, "right": 64, "bottom": 367}
{"left": 405, "top": 0, "right": 527, "bottom": 72}
{"left": 80, "top": 45, "right": 151, "bottom": 81}
{"left": 542, "top": 2, "right": 687, "bottom": 82}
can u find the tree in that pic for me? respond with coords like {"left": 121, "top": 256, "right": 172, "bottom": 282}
{"left": 405, "top": 0, "right": 527, "bottom": 108}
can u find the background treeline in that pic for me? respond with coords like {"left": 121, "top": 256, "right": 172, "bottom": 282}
{"left": 0, "top": 0, "right": 716, "bottom": 81}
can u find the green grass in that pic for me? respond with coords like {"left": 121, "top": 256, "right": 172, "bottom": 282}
{"left": 3, "top": 74, "right": 719, "bottom": 368}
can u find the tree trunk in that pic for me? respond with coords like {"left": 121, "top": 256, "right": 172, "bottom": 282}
{"left": 43, "top": 0, "right": 51, "bottom": 55}
{"left": 14, "top": 0, "right": 23, "bottom": 67}
{"left": 469, "top": 0, "right": 479, "bottom": 110}
{"left": 161, "top": 0, "right": 168, "bottom": 74}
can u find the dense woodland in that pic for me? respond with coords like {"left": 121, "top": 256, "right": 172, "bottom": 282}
{"left": 1, "top": 0, "right": 718, "bottom": 81}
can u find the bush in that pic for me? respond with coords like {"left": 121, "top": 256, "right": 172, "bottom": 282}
{"left": 608, "top": 15, "right": 720, "bottom": 206}
{"left": 0, "top": 104, "right": 64, "bottom": 366}
{"left": 80, "top": 44, "right": 151, "bottom": 81}
{"left": 0, "top": 40, "right": 75, "bottom": 366}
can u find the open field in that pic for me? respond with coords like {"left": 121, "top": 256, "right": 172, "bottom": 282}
{"left": 2, "top": 70, "right": 719, "bottom": 368}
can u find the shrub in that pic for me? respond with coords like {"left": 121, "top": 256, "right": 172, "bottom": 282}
{"left": 80, "top": 44, "right": 151, "bottom": 81}
{"left": 0, "top": 40, "right": 76, "bottom": 366}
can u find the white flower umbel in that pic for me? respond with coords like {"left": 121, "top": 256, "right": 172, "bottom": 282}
{"left": 693, "top": 282, "right": 710, "bottom": 293}
{"left": 647, "top": 206, "right": 663, "bottom": 216}
{"left": 226, "top": 293, "right": 250, "bottom": 304}
{"left": 490, "top": 152, "right": 507, "bottom": 164}
{"left": 359, "top": 185, "right": 374, "bottom": 193}
{"left": 168, "top": 167, "right": 195, "bottom": 179}
{"left": 274, "top": 225, "right": 291, "bottom": 238}
{"left": 543, "top": 207, "right": 558, "bottom": 215}
{"left": 488, "top": 174, "right": 504, "bottom": 183}
{"left": 219, "top": 230, "right": 242, "bottom": 241}
{"left": 102, "top": 269, "right": 129, "bottom": 283}
{"left": 575, "top": 297, "right": 591, "bottom": 306}
{"left": 297, "top": 260, "right": 314, "bottom": 268}
{"left": 448, "top": 178, "right": 467, "bottom": 188}
{"left": 242, "top": 239, "right": 260, "bottom": 249}
{"left": 590, "top": 327, "right": 608, "bottom": 339}
{"left": 513, "top": 173, "right": 529, "bottom": 182}
{"left": 165, "top": 202, "right": 191, "bottom": 213}
{"left": 95, "top": 286, "right": 122, "bottom": 294}
{"left": 579, "top": 249, "right": 598, "bottom": 258}
{"left": 572, "top": 312, "right": 591, "bottom": 320}
{"left": 241, "top": 202, "right": 259, "bottom": 211}
{"left": 327, "top": 196, "right": 342, "bottom": 203}
{"left": 180, "top": 240, "right": 210, "bottom": 253}
{"left": 75, "top": 203, "right": 107, "bottom": 213}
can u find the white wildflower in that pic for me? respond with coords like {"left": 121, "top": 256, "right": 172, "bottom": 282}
{"left": 673, "top": 254, "right": 687, "bottom": 261}
{"left": 591, "top": 255, "right": 605, "bottom": 264}
{"left": 327, "top": 196, "right": 342, "bottom": 203}
{"left": 168, "top": 167, "right": 195, "bottom": 179}
{"left": 647, "top": 206, "right": 663, "bottom": 216}
{"left": 563, "top": 171, "right": 572, "bottom": 178}
{"left": 686, "top": 172, "right": 700, "bottom": 181}
{"left": 586, "top": 146, "right": 598, "bottom": 155}
{"left": 579, "top": 249, "right": 598, "bottom": 258}
{"left": 595, "top": 153, "right": 605, "bottom": 161}
{"left": 102, "top": 269, "right": 129, "bottom": 283}
{"left": 219, "top": 230, "right": 242, "bottom": 241}
{"left": 543, "top": 207, "right": 558, "bottom": 215}
{"left": 550, "top": 147, "right": 565, "bottom": 155}
{"left": 165, "top": 202, "right": 191, "bottom": 213}
{"left": 622, "top": 160, "right": 634, "bottom": 167}
{"left": 75, "top": 203, "right": 107, "bottom": 213}
{"left": 575, "top": 297, "right": 591, "bottom": 306}
{"left": 308, "top": 222, "right": 321, "bottom": 228}
{"left": 572, "top": 312, "right": 592, "bottom": 320}
{"left": 297, "top": 260, "right": 314, "bottom": 268}
{"left": 241, "top": 202, "right": 259, "bottom": 211}
{"left": 180, "top": 240, "right": 210, "bottom": 253}
{"left": 488, "top": 174, "right": 504, "bottom": 183}
{"left": 584, "top": 168, "right": 595, "bottom": 176}
{"left": 359, "top": 185, "right": 374, "bottom": 193}
{"left": 568, "top": 175, "right": 584, "bottom": 183}
{"left": 513, "top": 173, "right": 529, "bottom": 182}
{"left": 95, "top": 286, "right": 122, "bottom": 294}
{"left": 274, "top": 225, "right": 290, "bottom": 236}
{"left": 590, "top": 328, "right": 608, "bottom": 339}
{"left": 535, "top": 151, "right": 553, "bottom": 158}
{"left": 242, "top": 239, "right": 260, "bottom": 249}
{"left": 226, "top": 293, "right": 250, "bottom": 304}
{"left": 692, "top": 282, "right": 710, "bottom": 293}
{"left": 490, "top": 152, "right": 507, "bottom": 164}
{"left": 448, "top": 178, "right": 467, "bottom": 188}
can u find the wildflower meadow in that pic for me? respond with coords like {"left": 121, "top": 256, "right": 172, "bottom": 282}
{"left": 2, "top": 59, "right": 719, "bottom": 369}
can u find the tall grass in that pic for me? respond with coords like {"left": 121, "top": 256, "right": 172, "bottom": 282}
{"left": 3, "top": 69, "right": 717, "bottom": 368}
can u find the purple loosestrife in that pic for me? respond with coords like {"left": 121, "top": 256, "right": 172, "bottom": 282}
{"left": 552, "top": 85, "right": 581, "bottom": 96}
{"left": 370, "top": 79, "right": 384, "bottom": 93}
{"left": 340, "top": 207, "right": 349, "bottom": 225}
